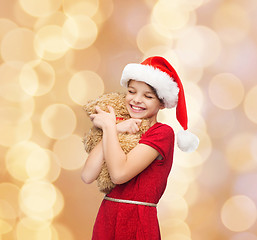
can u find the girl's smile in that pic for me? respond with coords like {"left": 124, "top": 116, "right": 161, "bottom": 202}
{"left": 129, "top": 104, "right": 146, "bottom": 112}
{"left": 125, "top": 80, "right": 164, "bottom": 125}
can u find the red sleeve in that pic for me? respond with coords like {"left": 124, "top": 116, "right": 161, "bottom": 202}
{"left": 139, "top": 123, "right": 174, "bottom": 160}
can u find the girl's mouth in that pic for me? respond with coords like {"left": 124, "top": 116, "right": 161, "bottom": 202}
{"left": 130, "top": 104, "right": 146, "bottom": 112}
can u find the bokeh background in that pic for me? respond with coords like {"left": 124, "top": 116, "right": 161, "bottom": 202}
{"left": 0, "top": 0, "right": 257, "bottom": 239}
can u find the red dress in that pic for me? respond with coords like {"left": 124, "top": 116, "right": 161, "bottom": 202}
{"left": 92, "top": 122, "right": 174, "bottom": 240}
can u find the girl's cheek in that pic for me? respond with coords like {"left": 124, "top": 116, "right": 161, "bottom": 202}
{"left": 125, "top": 95, "right": 131, "bottom": 102}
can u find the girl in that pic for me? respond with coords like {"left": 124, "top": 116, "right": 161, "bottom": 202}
{"left": 82, "top": 56, "right": 199, "bottom": 239}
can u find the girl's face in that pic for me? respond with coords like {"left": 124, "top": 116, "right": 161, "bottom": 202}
{"left": 125, "top": 80, "right": 164, "bottom": 124}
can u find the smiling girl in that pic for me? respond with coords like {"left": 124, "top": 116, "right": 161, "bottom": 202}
{"left": 82, "top": 56, "right": 199, "bottom": 239}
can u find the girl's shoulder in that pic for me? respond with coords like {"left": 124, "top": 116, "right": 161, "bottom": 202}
{"left": 149, "top": 122, "right": 174, "bottom": 133}
{"left": 139, "top": 122, "right": 175, "bottom": 158}
{"left": 142, "top": 122, "right": 174, "bottom": 139}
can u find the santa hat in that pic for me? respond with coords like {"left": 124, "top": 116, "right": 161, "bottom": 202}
{"left": 120, "top": 56, "right": 199, "bottom": 152}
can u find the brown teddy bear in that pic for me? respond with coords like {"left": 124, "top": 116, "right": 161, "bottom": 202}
{"left": 83, "top": 92, "right": 151, "bottom": 194}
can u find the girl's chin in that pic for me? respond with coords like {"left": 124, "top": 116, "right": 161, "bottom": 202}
{"left": 128, "top": 111, "right": 144, "bottom": 118}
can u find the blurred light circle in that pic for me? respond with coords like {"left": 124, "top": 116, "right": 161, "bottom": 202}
{"left": 209, "top": 73, "right": 244, "bottom": 110}
{"left": 221, "top": 195, "right": 257, "bottom": 232}
{"left": 16, "top": 217, "right": 52, "bottom": 240}
{"left": 207, "top": 108, "right": 235, "bottom": 139}
{"left": 152, "top": 1, "right": 190, "bottom": 31}
{"left": 198, "top": 150, "right": 229, "bottom": 191}
{"left": 0, "top": 219, "right": 13, "bottom": 234}
{"left": 0, "top": 97, "right": 35, "bottom": 125}
{"left": 0, "top": 183, "right": 20, "bottom": 218}
{"left": 19, "top": 183, "right": 60, "bottom": 221}
{"left": 226, "top": 133, "right": 256, "bottom": 172}
{"left": 0, "top": 18, "right": 18, "bottom": 43}
{"left": 166, "top": 176, "right": 189, "bottom": 196}
{"left": 41, "top": 104, "right": 77, "bottom": 139}
{"left": 12, "top": 0, "right": 37, "bottom": 28}
{"left": 65, "top": 46, "right": 101, "bottom": 72}
{"left": 176, "top": 26, "right": 221, "bottom": 67}
{"left": 175, "top": 151, "right": 204, "bottom": 168}
{"left": 52, "top": 187, "right": 64, "bottom": 218}
{"left": 244, "top": 85, "right": 257, "bottom": 124}
{"left": 0, "top": 118, "right": 32, "bottom": 147}
{"left": 44, "top": 150, "right": 61, "bottom": 183}
{"left": 251, "top": 135, "right": 257, "bottom": 163}
{"left": 179, "top": 65, "right": 203, "bottom": 83}
{"left": 50, "top": 225, "right": 59, "bottom": 240}
{"left": 212, "top": 3, "right": 250, "bottom": 44}
{"left": 0, "top": 199, "right": 16, "bottom": 234}
{"left": 159, "top": 193, "right": 188, "bottom": 220}
{"left": 34, "top": 25, "right": 69, "bottom": 61}
{"left": 230, "top": 232, "right": 257, "bottom": 240}
{"left": 192, "top": 131, "right": 212, "bottom": 162}
{"left": 183, "top": 182, "right": 199, "bottom": 205}
{"left": 93, "top": 0, "right": 114, "bottom": 25}
{"left": 19, "top": 0, "right": 62, "bottom": 17}
{"left": 68, "top": 70, "right": 104, "bottom": 105}
{"left": 19, "top": 187, "right": 63, "bottom": 221}
{"left": 172, "top": 160, "right": 203, "bottom": 184}
{"left": 164, "top": 234, "right": 190, "bottom": 240}
{"left": 20, "top": 181, "right": 57, "bottom": 213}
{"left": 62, "top": 15, "right": 98, "bottom": 49}
{"left": 1, "top": 28, "right": 38, "bottom": 62}
{"left": 53, "top": 134, "right": 88, "bottom": 170}
{"left": 19, "top": 60, "right": 55, "bottom": 96}
{"left": 34, "top": 11, "right": 67, "bottom": 30}
{"left": 5, "top": 141, "right": 41, "bottom": 182}
{"left": 0, "top": 62, "right": 32, "bottom": 102}
{"left": 234, "top": 173, "right": 257, "bottom": 205}
{"left": 62, "top": 0, "right": 99, "bottom": 17}
{"left": 26, "top": 148, "right": 50, "bottom": 180}
{"left": 159, "top": 0, "right": 204, "bottom": 11}
{"left": 52, "top": 223, "right": 75, "bottom": 240}
{"left": 160, "top": 219, "right": 190, "bottom": 239}
{"left": 19, "top": 64, "right": 38, "bottom": 96}
{"left": 0, "top": 199, "right": 16, "bottom": 221}
{"left": 137, "top": 24, "right": 171, "bottom": 54}
{"left": 185, "top": 82, "right": 203, "bottom": 115}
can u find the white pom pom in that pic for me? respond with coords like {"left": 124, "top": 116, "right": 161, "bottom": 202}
{"left": 177, "top": 130, "right": 199, "bottom": 152}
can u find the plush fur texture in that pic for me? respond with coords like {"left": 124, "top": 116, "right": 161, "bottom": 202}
{"left": 83, "top": 92, "right": 151, "bottom": 194}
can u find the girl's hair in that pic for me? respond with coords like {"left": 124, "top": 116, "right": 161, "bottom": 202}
{"left": 127, "top": 79, "right": 164, "bottom": 105}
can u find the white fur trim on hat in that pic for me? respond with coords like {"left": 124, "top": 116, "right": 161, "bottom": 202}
{"left": 120, "top": 63, "right": 179, "bottom": 108}
{"left": 177, "top": 130, "right": 199, "bottom": 152}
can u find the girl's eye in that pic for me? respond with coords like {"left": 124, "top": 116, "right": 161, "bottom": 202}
{"left": 145, "top": 95, "right": 153, "bottom": 99}
{"left": 128, "top": 90, "right": 135, "bottom": 94}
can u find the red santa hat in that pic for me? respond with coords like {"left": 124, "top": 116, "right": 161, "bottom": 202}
{"left": 120, "top": 56, "right": 199, "bottom": 152}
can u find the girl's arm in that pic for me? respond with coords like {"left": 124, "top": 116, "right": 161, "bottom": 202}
{"left": 81, "top": 118, "right": 142, "bottom": 184}
{"left": 90, "top": 106, "right": 160, "bottom": 185}
{"left": 81, "top": 140, "right": 104, "bottom": 184}
{"left": 102, "top": 124, "right": 159, "bottom": 184}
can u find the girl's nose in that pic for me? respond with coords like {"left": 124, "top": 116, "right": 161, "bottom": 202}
{"left": 133, "top": 94, "right": 142, "bottom": 103}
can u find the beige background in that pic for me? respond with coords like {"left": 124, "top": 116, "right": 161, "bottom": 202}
{"left": 0, "top": 0, "right": 257, "bottom": 239}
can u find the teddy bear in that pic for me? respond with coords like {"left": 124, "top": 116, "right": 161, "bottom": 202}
{"left": 83, "top": 92, "right": 151, "bottom": 194}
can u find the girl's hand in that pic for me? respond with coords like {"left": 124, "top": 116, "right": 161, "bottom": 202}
{"left": 116, "top": 118, "right": 142, "bottom": 134}
{"left": 89, "top": 106, "right": 116, "bottom": 129}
